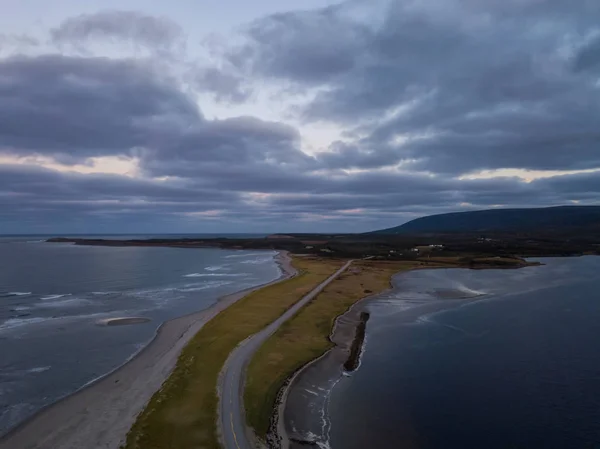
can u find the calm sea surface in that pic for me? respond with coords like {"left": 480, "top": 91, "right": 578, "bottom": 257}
{"left": 0, "top": 236, "right": 279, "bottom": 435}
{"left": 290, "top": 256, "right": 600, "bottom": 449}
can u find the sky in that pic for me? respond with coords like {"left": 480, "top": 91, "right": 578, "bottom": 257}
{"left": 1, "top": 0, "right": 600, "bottom": 234}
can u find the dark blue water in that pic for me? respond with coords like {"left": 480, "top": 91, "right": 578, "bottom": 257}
{"left": 326, "top": 257, "right": 600, "bottom": 449}
{"left": 0, "top": 237, "right": 279, "bottom": 435}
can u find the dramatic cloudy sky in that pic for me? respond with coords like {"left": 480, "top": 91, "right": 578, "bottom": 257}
{"left": 1, "top": 0, "right": 600, "bottom": 234}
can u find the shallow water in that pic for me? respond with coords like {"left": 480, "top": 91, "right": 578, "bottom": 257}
{"left": 288, "top": 257, "right": 600, "bottom": 449}
{"left": 0, "top": 238, "right": 279, "bottom": 435}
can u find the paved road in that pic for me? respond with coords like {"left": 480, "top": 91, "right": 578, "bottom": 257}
{"left": 219, "top": 260, "right": 353, "bottom": 449}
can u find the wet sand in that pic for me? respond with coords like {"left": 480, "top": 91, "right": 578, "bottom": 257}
{"left": 0, "top": 251, "right": 295, "bottom": 449}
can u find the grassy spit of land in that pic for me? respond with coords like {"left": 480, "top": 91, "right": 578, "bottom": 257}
{"left": 244, "top": 259, "right": 440, "bottom": 441}
{"left": 122, "top": 256, "right": 344, "bottom": 449}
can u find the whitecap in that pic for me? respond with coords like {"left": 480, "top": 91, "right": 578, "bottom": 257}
{"left": 177, "top": 280, "right": 233, "bottom": 292}
{"left": 25, "top": 366, "right": 51, "bottom": 374}
{"left": 225, "top": 252, "right": 273, "bottom": 258}
{"left": 205, "top": 265, "right": 225, "bottom": 271}
{"left": 36, "top": 298, "right": 90, "bottom": 308}
{"left": 183, "top": 273, "right": 247, "bottom": 278}
{"left": 40, "top": 294, "right": 71, "bottom": 301}
{"left": 3, "top": 292, "right": 32, "bottom": 297}
{"left": 0, "top": 312, "right": 121, "bottom": 333}
{"left": 12, "top": 306, "right": 31, "bottom": 312}
{"left": 454, "top": 284, "right": 487, "bottom": 297}
{"left": 240, "top": 258, "right": 273, "bottom": 265}
{"left": 0, "top": 317, "right": 49, "bottom": 331}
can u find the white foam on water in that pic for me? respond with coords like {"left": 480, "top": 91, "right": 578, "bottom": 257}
{"left": 0, "top": 312, "right": 122, "bottom": 334}
{"left": 40, "top": 294, "right": 71, "bottom": 301}
{"left": 452, "top": 281, "right": 487, "bottom": 297}
{"left": 313, "top": 375, "right": 343, "bottom": 449}
{"left": 416, "top": 314, "right": 434, "bottom": 325}
{"left": 183, "top": 273, "right": 247, "bottom": 278}
{"left": 5, "top": 292, "right": 32, "bottom": 297}
{"left": 12, "top": 306, "right": 31, "bottom": 312}
{"left": 240, "top": 257, "right": 273, "bottom": 265}
{"left": 205, "top": 265, "right": 225, "bottom": 271}
{"left": 415, "top": 313, "right": 470, "bottom": 335}
{"left": 177, "top": 280, "right": 233, "bottom": 292}
{"left": 36, "top": 297, "right": 90, "bottom": 308}
{"left": 224, "top": 252, "right": 273, "bottom": 258}
{"left": 0, "top": 317, "right": 49, "bottom": 331}
{"left": 25, "top": 366, "right": 51, "bottom": 374}
{"left": 91, "top": 291, "right": 116, "bottom": 296}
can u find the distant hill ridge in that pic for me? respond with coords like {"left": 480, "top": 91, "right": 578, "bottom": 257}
{"left": 371, "top": 206, "right": 600, "bottom": 234}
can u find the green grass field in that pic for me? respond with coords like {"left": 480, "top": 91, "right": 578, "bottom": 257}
{"left": 122, "top": 256, "right": 344, "bottom": 449}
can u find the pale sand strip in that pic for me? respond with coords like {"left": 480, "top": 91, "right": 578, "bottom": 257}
{"left": 0, "top": 251, "right": 295, "bottom": 449}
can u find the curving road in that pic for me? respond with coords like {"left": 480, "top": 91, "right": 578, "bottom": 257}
{"left": 219, "top": 260, "right": 353, "bottom": 449}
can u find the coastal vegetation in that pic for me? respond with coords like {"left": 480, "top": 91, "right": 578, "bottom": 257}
{"left": 244, "top": 259, "right": 434, "bottom": 441}
{"left": 122, "top": 256, "right": 344, "bottom": 449}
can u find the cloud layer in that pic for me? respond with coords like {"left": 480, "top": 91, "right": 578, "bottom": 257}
{"left": 1, "top": 1, "right": 599, "bottom": 233}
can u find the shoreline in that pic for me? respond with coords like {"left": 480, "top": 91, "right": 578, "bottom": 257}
{"left": 273, "top": 265, "right": 494, "bottom": 448}
{"left": 269, "top": 275, "right": 394, "bottom": 449}
{"left": 0, "top": 250, "right": 295, "bottom": 449}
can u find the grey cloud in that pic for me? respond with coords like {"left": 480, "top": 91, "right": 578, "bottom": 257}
{"left": 573, "top": 35, "right": 600, "bottom": 72}
{"left": 51, "top": 10, "right": 183, "bottom": 52}
{"left": 0, "top": 54, "right": 200, "bottom": 162}
{"left": 220, "top": 0, "right": 600, "bottom": 175}
{"left": 191, "top": 67, "right": 252, "bottom": 103}
{"left": 4, "top": 1, "right": 600, "bottom": 233}
{"left": 2, "top": 160, "right": 599, "bottom": 233}
{"left": 0, "top": 164, "right": 238, "bottom": 205}
{"left": 138, "top": 115, "right": 313, "bottom": 179}
{"left": 0, "top": 33, "right": 39, "bottom": 50}
{"left": 0, "top": 53, "right": 310, "bottom": 176}
{"left": 0, "top": 164, "right": 244, "bottom": 233}
{"left": 226, "top": 4, "right": 371, "bottom": 84}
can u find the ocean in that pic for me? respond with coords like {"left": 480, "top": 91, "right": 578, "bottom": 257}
{"left": 0, "top": 236, "right": 279, "bottom": 436}
{"left": 286, "top": 256, "right": 600, "bottom": 449}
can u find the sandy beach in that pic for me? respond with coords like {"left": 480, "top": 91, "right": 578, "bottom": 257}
{"left": 0, "top": 251, "right": 295, "bottom": 449}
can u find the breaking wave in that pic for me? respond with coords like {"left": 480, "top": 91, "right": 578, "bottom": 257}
{"left": 183, "top": 273, "right": 247, "bottom": 278}
{"left": 40, "top": 294, "right": 71, "bottom": 301}
{"left": 0, "top": 292, "right": 32, "bottom": 298}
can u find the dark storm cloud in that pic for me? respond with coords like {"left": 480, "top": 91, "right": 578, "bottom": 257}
{"left": 0, "top": 54, "right": 200, "bottom": 162}
{"left": 0, "top": 53, "right": 309, "bottom": 174}
{"left": 51, "top": 10, "right": 184, "bottom": 52}
{"left": 223, "top": 0, "right": 600, "bottom": 175}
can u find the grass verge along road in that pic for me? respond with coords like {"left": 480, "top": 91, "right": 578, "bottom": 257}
{"left": 123, "top": 256, "right": 344, "bottom": 449}
{"left": 244, "top": 260, "right": 425, "bottom": 440}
